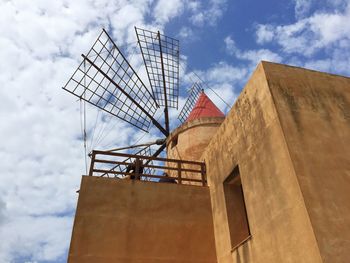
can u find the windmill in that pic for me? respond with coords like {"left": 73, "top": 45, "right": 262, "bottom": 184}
{"left": 63, "top": 27, "right": 219, "bottom": 181}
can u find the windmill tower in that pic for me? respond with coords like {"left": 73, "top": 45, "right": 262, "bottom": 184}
{"left": 167, "top": 85, "right": 225, "bottom": 183}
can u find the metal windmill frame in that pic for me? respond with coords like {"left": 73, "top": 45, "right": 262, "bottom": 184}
{"left": 135, "top": 27, "right": 180, "bottom": 133}
{"left": 177, "top": 82, "right": 203, "bottom": 123}
{"left": 63, "top": 27, "right": 211, "bottom": 182}
{"left": 63, "top": 29, "right": 167, "bottom": 136}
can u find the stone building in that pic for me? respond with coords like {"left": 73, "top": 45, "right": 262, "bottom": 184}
{"left": 68, "top": 61, "right": 350, "bottom": 263}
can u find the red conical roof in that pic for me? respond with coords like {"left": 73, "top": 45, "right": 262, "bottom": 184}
{"left": 186, "top": 92, "right": 225, "bottom": 122}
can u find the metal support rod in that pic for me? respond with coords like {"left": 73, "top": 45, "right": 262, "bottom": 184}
{"left": 102, "top": 28, "right": 159, "bottom": 108}
{"left": 177, "top": 162, "right": 182, "bottom": 184}
{"left": 89, "top": 152, "right": 96, "bottom": 176}
{"left": 201, "top": 163, "right": 206, "bottom": 186}
{"left": 82, "top": 55, "right": 169, "bottom": 137}
{"left": 134, "top": 27, "right": 158, "bottom": 106}
{"left": 143, "top": 143, "right": 166, "bottom": 166}
{"left": 103, "top": 138, "right": 166, "bottom": 153}
{"left": 94, "top": 159, "right": 202, "bottom": 173}
{"left": 92, "top": 170, "right": 205, "bottom": 182}
{"left": 135, "top": 157, "right": 140, "bottom": 180}
{"left": 94, "top": 149, "right": 205, "bottom": 165}
{"left": 157, "top": 31, "right": 170, "bottom": 133}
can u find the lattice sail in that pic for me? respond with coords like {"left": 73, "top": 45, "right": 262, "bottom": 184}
{"left": 135, "top": 27, "right": 179, "bottom": 109}
{"left": 63, "top": 29, "right": 158, "bottom": 132}
{"left": 178, "top": 83, "right": 203, "bottom": 123}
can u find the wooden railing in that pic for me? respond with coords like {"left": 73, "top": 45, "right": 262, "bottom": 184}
{"left": 89, "top": 150, "right": 207, "bottom": 186}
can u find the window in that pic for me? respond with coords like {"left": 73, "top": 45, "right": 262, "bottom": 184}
{"left": 171, "top": 135, "right": 178, "bottom": 148}
{"left": 223, "top": 166, "right": 251, "bottom": 250}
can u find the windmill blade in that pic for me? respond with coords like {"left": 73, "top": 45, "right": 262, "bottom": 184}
{"left": 63, "top": 29, "right": 168, "bottom": 136}
{"left": 178, "top": 82, "right": 203, "bottom": 123}
{"left": 135, "top": 27, "right": 180, "bottom": 110}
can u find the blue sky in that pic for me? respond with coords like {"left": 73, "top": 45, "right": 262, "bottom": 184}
{"left": 0, "top": 0, "right": 349, "bottom": 262}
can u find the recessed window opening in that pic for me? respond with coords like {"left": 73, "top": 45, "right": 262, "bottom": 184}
{"left": 171, "top": 135, "right": 178, "bottom": 148}
{"left": 224, "top": 165, "right": 251, "bottom": 250}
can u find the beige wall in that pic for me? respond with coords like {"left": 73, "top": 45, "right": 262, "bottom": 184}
{"left": 264, "top": 62, "right": 350, "bottom": 263}
{"left": 202, "top": 62, "right": 323, "bottom": 263}
{"left": 166, "top": 117, "right": 224, "bottom": 184}
{"left": 167, "top": 117, "right": 224, "bottom": 161}
{"left": 68, "top": 176, "right": 217, "bottom": 263}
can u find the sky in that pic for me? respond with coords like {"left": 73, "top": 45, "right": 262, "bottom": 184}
{"left": 0, "top": 0, "right": 349, "bottom": 262}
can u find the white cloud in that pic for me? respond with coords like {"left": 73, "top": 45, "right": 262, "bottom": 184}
{"left": 224, "top": 36, "right": 236, "bottom": 55}
{"left": 302, "top": 46, "right": 350, "bottom": 73}
{"left": 225, "top": 36, "right": 282, "bottom": 65}
{"left": 154, "top": 0, "right": 185, "bottom": 24}
{"left": 178, "top": 27, "right": 194, "bottom": 39}
{"left": 294, "top": 0, "right": 313, "bottom": 18}
{"left": 255, "top": 2, "right": 350, "bottom": 56}
{"left": 177, "top": 26, "right": 199, "bottom": 43}
{"left": 239, "top": 49, "right": 283, "bottom": 64}
{"left": 206, "top": 61, "right": 248, "bottom": 83}
{"left": 309, "top": 10, "right": 350, "bottom": 44}
{"left": 252, "top": 0, "right": 350, "bottom": 75}
{"left": 0, "top": 198, "right": 5, "bottom": 225}
{"left": 181, "top": 61, "right": 247, "bottom": 114}
{"left": 152, "top": 0, "right": 227, "bottom": 27}
{"left": 303, "top": 58, "right": 332, "bottom": 72}
{"left": 0, "top": 216, "right": 72, "bottom": 262}
{"left": 190, "top": 12, "right": 205, "bottom": 26}
{"left": 294, "top": 0, "right": 349, "bottom": 18}
{"left": 187, "top": 0, "right": 201, "bottom": 12}
{"left": 206, "top": 83, "right": 238, "bottom": 113}
{"left": 255, "top": 24, "right": 275, "bottom": 44}
{"left": 190, "top": 0, "right": 227, "bottom": 26}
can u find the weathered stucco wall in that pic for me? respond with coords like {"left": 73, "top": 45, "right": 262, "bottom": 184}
{"left": 166, "top": 117, "right": 224, "bottom": 183}
{"left": 167, "top": 117, "right": 224, "bottom": 162}
{"left": 68, "top": 176, "right": 217, "bottom": 263}
{"left": 264, "top": 62, "right": 350, "bottom": 263}
{"left": 202, "top": 62, "right": 323, "bottom": 263}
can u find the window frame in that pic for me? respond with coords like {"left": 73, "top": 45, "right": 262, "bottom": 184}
{"left": 223, "top": 165, "right": 251, "bottom": 251}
